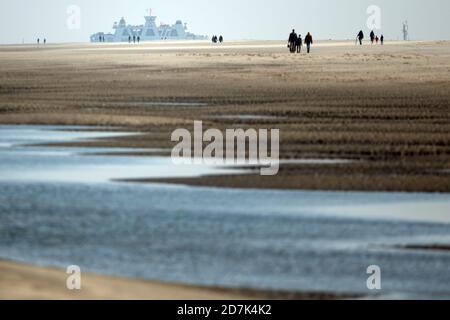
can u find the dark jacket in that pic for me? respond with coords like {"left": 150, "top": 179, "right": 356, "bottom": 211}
{"left": 305, "top": 34, "right": 313, "bottom": 45}
{"left": 289, "top": 32, "right": 297, "bottom": 43}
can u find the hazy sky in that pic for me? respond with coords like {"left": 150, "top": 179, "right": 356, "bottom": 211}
{"left": 0, "top": 0, "right": 449, "bottom": 44}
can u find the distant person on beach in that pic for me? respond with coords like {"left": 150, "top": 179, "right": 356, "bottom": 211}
{"left": 370, "top": 30, "right": 375, "bottom": 44}
{"left": 43, "top": 38, "right": 46, "bottom": 45}
{"left": 37, "top": 38, "right": 40, "bottom": 45}
{"left": 137, "top": 36, "right": 140, "bottom": 43}
{"left": 357, "top": 30, "right": 364, "bottom": 45}
{"left": 375, "top": 35, "right": 379, "bottom": 44}
{"left": 380, "top": 35, "right": 384, "bottom": 45}
{"left": 128, "top": 35, "right": 131, "bottom": 43}
{"left": 304, "top": 32, "right": 313, "bottom": 53}
{"left": 295, "top": 34, "right": 302, "bottom": 53}
{"left": 288, "top": 29, "right": 297, "bottom": 53}
{"left": 219, "top": 35, "right": 223, "bottom": 43}
{"left": 133, "top": 35, "right": 136, "bottom": 43}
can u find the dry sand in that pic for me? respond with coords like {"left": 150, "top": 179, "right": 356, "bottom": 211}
{"left": 0, "top": 260, "right": 354, "bottom": 300}
{"left": 1, "top": 40, "right": 448, "bottom": 191}
{"left": 0, "top": 260, "right": 250, "bottom": 300}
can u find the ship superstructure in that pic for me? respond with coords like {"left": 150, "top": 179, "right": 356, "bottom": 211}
{"left": 90, "top": 11, "right": 207, "bottom": 42}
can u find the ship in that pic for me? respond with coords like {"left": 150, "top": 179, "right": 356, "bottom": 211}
{"left": 90, "top": 10, "right": 207, "bottom": 43}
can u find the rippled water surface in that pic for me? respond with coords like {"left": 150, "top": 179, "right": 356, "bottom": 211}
{"left": 1, "top": 125, "right": 450, "bottom": 299}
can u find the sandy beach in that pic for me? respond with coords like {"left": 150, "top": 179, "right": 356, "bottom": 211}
{"left": 0, "top": 259, "right": 252, "bottom": 300}
{"left": 0, "top": 40, "right": 448, "bottom": 191}
{"left": 0, "top": 40, "right": 449, "bottom": 300}
{"left": 0, "top": 260, "right": 356, "bottom": 300}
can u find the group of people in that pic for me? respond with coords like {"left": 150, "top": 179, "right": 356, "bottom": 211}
{"left": 288, "top": 30, "right": 313, "bottom": 54}
{"left": 128, "top": 35, "right": 140, "bottom": 44}
{"left": 37, "top": 38, "right": 47, "bottom": 45}
{"left": 211, "top": 35, "right": 224, "bottom": 44}
{"left": 357, "top": 30, "right": 384, "bottom": 45}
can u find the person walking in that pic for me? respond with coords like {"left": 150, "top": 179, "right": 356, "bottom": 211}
{"left": 219, "top": 35, "right": 223, "bottom": 43}
{"left": 128, "top": 35, "right": 131, "bottom": 43}
{"left": 37, "top": 38, "right": 40, "bottom": 45}
{"left": 43, "top": 38, "right": 46, "bottom": 45}
{"left": 375, "top": 35, "right": 379, "bottom": 44}
{"left": 370, "top": 30, "right": 375, "bottom": 44}
{"left": 137, "top": 36, "right": 140, "bottom": 44}
{"left": 295, "top": 34, "right": 302, "bottom": 53}
{"left": 304, "top": 32, "right": 313, "bottom": 53}
{"left": 288, "top": 29, "right": 297, "bottom": 53}
{"left": 133, "top": 35, "right": 136, "bottom": 43}
{"left": 357, "top": 30, "right": 364, "bottom": 45}
{"left": 380, "top": 34, "right": 384, "bottom": 45}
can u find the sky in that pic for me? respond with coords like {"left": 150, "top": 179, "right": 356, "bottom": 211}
{"left": 0, "top": 0, "right": 449, "bottom": 44}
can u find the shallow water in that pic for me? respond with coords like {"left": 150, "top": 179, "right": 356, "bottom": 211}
{"left": 0, "top": 125, "right": 246, "bottom": 183}
{"left": 1, "top": 125, "right": 450, "bottom": 298}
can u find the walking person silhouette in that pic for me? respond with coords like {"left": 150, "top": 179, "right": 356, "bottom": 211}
{"left": 304, "top": 32, "right": 313, "bottom": 53}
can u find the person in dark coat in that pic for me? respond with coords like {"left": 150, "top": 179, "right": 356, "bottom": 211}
{"left": 288, "top": 29, "right": 297, "bottom": 53}
{"left": 380, "top": 35, "right": 384, "bottom": 45}
{"left": 304, "top": 32, "right": 313, "bottom": 53}
{"left": 357, "top": 30, "right": 364, "bottom": 45}
{"left": 219, "top": 35, "right": 223, "bottom": 43}
{"left": 370, "top": 30, "right": 375, "bottom": 44}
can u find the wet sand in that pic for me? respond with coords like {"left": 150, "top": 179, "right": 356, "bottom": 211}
{"left": 1, "top": 40, "right": 449, "bottom": 192}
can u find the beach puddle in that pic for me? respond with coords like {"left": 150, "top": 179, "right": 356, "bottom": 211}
{"left": 1, "top": 125, "right": 450, "bottom": 298}
{"left": 0, "top": 125, "right": 246, "bottom": 183}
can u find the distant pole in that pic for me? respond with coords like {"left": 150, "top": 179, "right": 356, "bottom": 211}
{"left": 402, "top": 21, "right": 409, "bottom": 41}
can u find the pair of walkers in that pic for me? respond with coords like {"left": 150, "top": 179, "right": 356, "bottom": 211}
{"left": 288, "top": 30, "right": 313, "bottom": 54}
{"left": 212, "top": 35, "right": 223, "bottom": 44}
